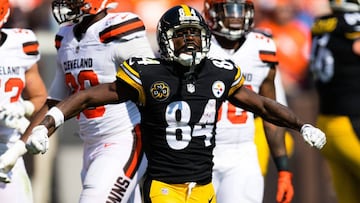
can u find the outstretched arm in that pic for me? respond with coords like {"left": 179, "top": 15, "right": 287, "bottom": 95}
{"left": 23, "top": 82, "right": 122, "bottom": 140}
{"left": 229, "top": 86, "right": 326, "bottom": 149}
{"left": 230, "top": 86, "right": 303, "bottom": 130}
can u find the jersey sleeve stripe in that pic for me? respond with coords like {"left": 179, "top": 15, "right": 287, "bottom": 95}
{"left": 124, "top": 125, "right": 144, "bottom": 178}
{"left": 229, "top": 66, "right": 244, "bottom": 96}
{"left": 22, "top": 41, "right": 39, "bottom": 55}
{"left": 116, "top": 61, "right": 146, "bottom": 105}
{"left": 55, "top": 35, "right": 63, "bottom": 50}
{"left": 259, "top": 50, "right": 278, "bottom": 64}
{"left": 99, "top": 18, "right": 145, "bottom": 43}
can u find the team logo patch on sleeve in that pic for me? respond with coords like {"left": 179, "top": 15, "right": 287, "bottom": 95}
{"left": 212, "top": 81, "right": 225, "bottom": 98}
{"left": 150, "top": 81, "right": 170, "bottom": 101}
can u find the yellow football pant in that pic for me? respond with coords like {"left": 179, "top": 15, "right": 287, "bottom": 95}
{"left": 317, "top": 115, "right": 360, "bottom": 203}
{"left": 145, "top": 180, "right": 216, "bottom": 203}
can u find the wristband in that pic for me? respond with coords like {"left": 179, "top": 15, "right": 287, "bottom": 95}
{"left": 45, "top": 107, "right": 64, "bottom": 128}
{"left": 274, "top": 155, "right": 289, "bottom": 171}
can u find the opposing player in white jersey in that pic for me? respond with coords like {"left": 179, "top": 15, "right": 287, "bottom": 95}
{"left": 0, "top": 0, "right": 47, "bottom": 202}
{"left": 0, "top": 0, "right": 154, "bottom": 202}
{"left": 205, "top": 0, "right": 294, "bottom": 203}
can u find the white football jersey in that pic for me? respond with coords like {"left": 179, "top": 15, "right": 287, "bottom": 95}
{"left": 48, "top": 12, "right": 154, "bottom": 142}
{"left": 208, "top": 31, "right": 280, "bottom": 145}
{"left": 0, "top": 28, "right": 40, "bottom": 144}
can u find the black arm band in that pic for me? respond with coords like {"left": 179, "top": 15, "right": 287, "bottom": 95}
{"left": 274, "top": 155, "right": 289, "bottom": 171}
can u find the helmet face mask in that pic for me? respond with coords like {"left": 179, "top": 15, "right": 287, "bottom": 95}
{"left": 157, "top": 5, "right": 211, "bottom": 67}
{"left": 0, "top": 0, "right": 10, "bottom": 28}
{"left": 51, "top": 0, "right": 118, "bottom": 25}
{"left": 330, "top": 0, "right": 360, "bottom": 12}
{"left": 204, "top": 0, "right": 255, "bottom": 40}
{"left": 52, "top": 0, "right": 84, "bottom": 25}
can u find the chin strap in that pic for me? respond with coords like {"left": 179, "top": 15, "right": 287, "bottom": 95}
{"left": 184, "top": 51, "right": 197, "bottom": 84}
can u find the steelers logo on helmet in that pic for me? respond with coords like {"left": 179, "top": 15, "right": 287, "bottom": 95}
{"left": 212, "top": 81, "right": 225, "bottom": 98}
{"left": 150, "top": 81, "right": 170, "bottom": 101}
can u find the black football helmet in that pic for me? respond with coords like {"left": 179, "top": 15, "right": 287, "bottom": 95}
{"left": 204, "top": 0, "right": 255, "bottom": 40}
{"left": 51, "top": 0, "right": 118, "bottom": 24}
{"left": 329, "top": 0, "right": 360, "bottom": 12}
{"left": 157, "top": 4, "right": 211, "bottom": 66}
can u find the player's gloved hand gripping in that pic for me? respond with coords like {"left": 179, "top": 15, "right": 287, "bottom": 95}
{"left": 0, "top": 140, "right": 28, "bottom": 183}
{"left": 300, "top": 124, "right": 326, "bottom": 149}
{"left": 0, "top": 100, "right": 34, "bottom": 134}
{"left": 0, "top": 100, "right": 35, "bottom": 183}
{"left": 26, "top": 107, "right": 64, "bottom": 154}
{"left": 26, "top": 125, "right": 49, "bottom": 154}
{"left": 276, "top": 171, "right": 294, "bottom": 203}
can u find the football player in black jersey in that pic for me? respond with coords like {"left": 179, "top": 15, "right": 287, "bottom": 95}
{"left": 310, "top": 1, "right": 360, "bottom": 203}
{"left": 4, "top": 4, "right": 326, "bottom": 203}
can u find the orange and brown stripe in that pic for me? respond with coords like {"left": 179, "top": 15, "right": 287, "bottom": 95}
{"left": 259, "top": 50, "right": 278, "bottom": 64}
{"left": 55, "top": 35, "right": 63, "bottom": 50}
{"left": 123, "top": 124, "right": 144, "bottom": 178}
{"left": 99, "top": 17, "right": 145, "bottom": 44}
{"left": 22, "top": 41, "right": 39, "bottom": 55}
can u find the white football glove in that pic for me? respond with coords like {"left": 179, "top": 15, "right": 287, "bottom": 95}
{"left": 0, "top": 140, "right": 27, "bottom": 183}
{"left": 0, "top": 103, "right": 30, "bottom": 134}
{"left": 26, "top": 125, "right": 49, "bottom": 154}
{"left": 300, "top": 124, "right": 327, "bottom": 149}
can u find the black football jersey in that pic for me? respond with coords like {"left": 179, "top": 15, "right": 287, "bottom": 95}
{"left": 116, "top": 57, "right": 243, "bottom": 184}
{"left": 311, "top": 11, "right": 360, "bottom": 115}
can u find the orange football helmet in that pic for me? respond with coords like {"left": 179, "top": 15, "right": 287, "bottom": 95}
{"left": 204, "top": 0, "right": 254, "bottom": 40}
{"left": 52, "top": 0, "right": 118, "bottom": 24}
{"left": 0, "top": 0, "right": 10, "bottom": 28}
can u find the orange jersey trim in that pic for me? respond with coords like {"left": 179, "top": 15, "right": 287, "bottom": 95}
{"left": 124, "top": 124, "right": 144, "bottom": 178}
{"left": 259, "top": 50, "right": 278, "bottom": 64}
{"left": 22, "top": 41, "right": 39, "bottom": 55}
{"left": 99, "top": 18, "right": 145, "bottom": 43}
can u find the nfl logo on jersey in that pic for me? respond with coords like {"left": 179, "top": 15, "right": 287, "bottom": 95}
{"left": 187, "top": 83, "right": 195, "bottom": 93}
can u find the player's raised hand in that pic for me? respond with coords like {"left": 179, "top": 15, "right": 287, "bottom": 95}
{"left": 300, "top": 124, "right": 326, "bottom": 149}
